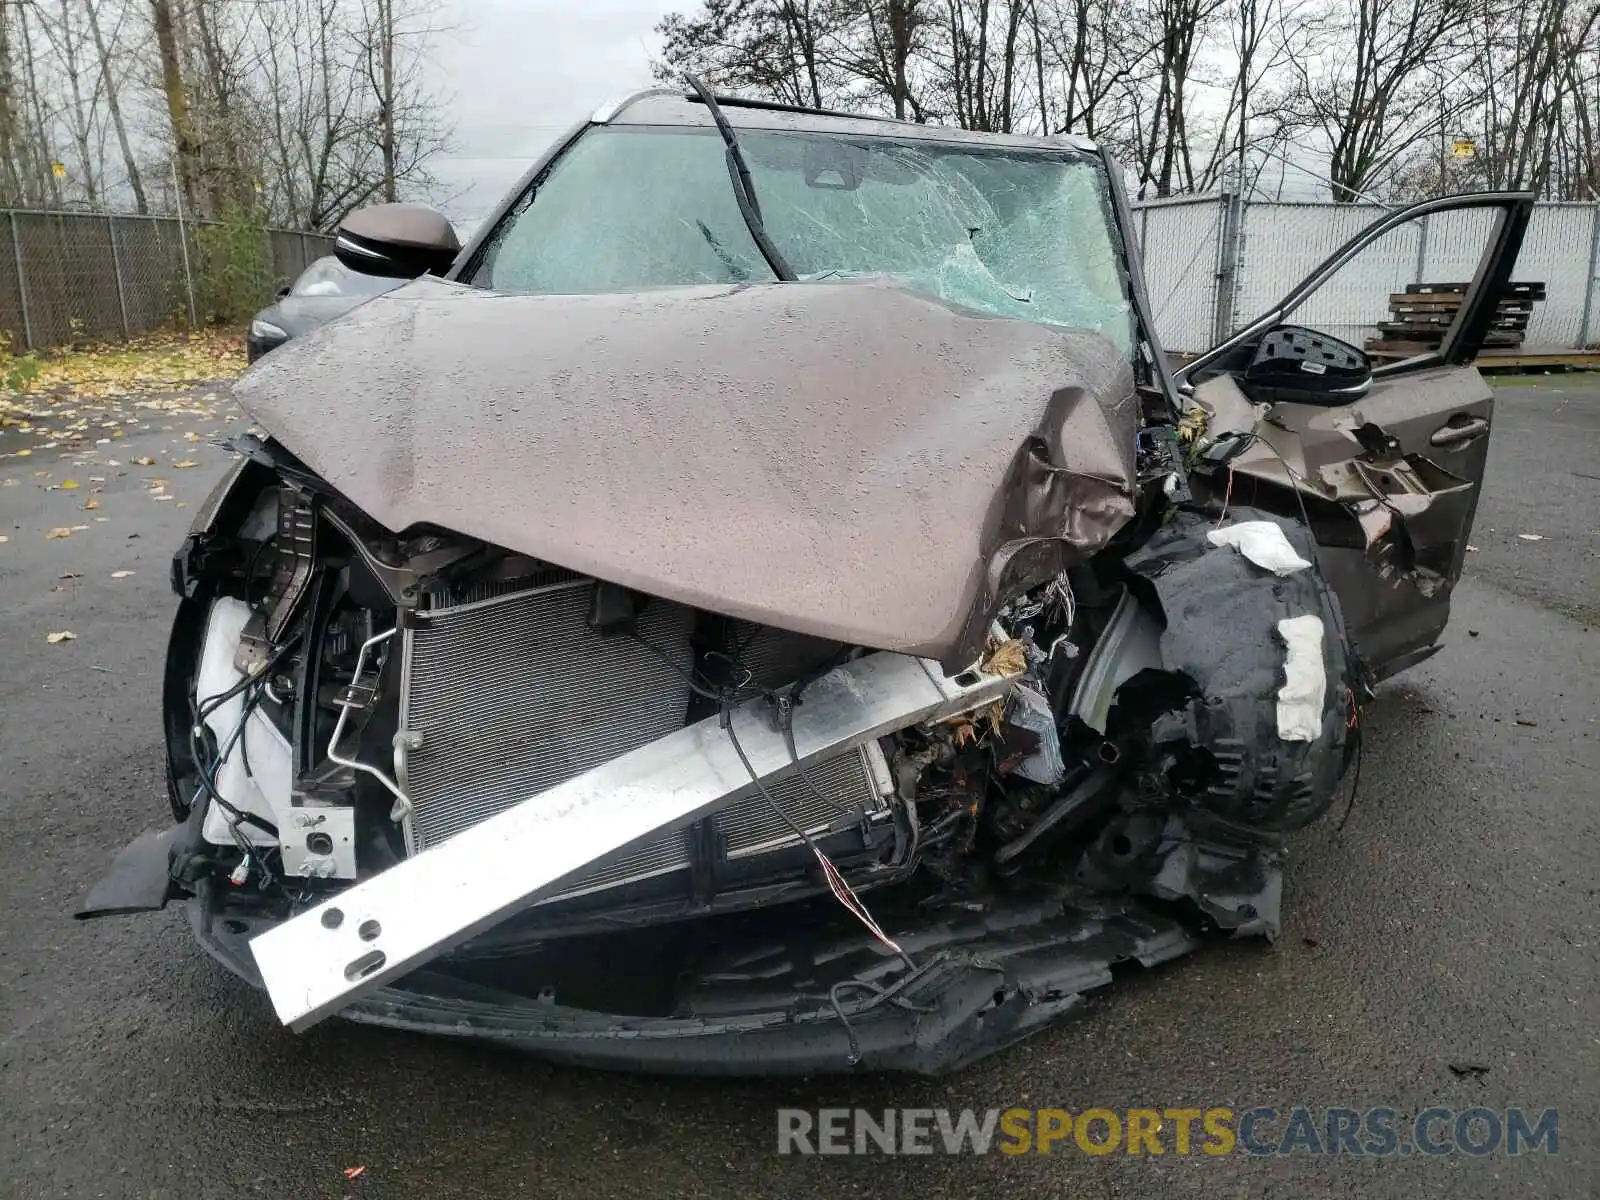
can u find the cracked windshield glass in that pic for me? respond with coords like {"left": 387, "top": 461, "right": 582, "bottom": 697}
{"left": 475, "top": 126, "right": 1132, "bottom": 350}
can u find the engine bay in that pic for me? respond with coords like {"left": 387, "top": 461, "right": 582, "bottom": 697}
{"left": 160, "top": 441, "right": 1360, "bottom": 976}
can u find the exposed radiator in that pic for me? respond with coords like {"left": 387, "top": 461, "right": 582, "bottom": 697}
{"left": 397, "top": 578, "right": 890, "bottom": 903}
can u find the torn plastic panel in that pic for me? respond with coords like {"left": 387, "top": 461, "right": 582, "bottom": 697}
{"left": 1116, "top": 507, "right": 1356, "bottom": 839}
{"left": 186, "top": 879, "right": 1199, "bottom": 1077}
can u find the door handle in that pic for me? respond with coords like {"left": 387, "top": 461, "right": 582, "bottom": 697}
{"left": 1429, "top": 416, "right": 1490, "bottom": 448}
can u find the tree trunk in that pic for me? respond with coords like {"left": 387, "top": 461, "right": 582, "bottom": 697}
{"left": 0, "top": 6, "right": 22, "bottom": 203}
{"left": 150, "top": 0, "right": 200, "bottom": 213}
{"left": 86, "top": 0, "right": 146, "bottom": 211}
{"left": 379, "top": 0, "right": 396, "bottom": 202}
{"left": 18, "top": 2, "right": 60, "bottom": 205}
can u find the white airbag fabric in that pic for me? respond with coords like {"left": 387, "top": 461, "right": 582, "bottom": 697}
{"left": 1276, "top": 615, "right": 1326, "bottom": 742}
{"left": 1207, "top": 520, "right": 1312, "bottom": 576}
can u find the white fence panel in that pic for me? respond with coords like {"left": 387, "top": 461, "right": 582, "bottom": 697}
{"left": 1503, "top": 205, "right": 1595, "bottom": 346}
{"left": 1136, "top": 196, "right": 1224, "bottom": 355}
{"left": 1235, "top": 202, "right": 1416, "bottom": 348}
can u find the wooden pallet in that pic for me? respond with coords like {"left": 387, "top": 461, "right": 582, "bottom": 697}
{"left": 1367, "top": 280, "right": 1546, "bottom": 358}
{"left": 1366, "top": 345, "right": 1600, "bottom": 369}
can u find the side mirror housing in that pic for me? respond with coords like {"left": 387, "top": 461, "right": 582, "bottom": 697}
{"left": 1240, "top": 324, "right": 1371, "bottom": 407}
{"left": 334, "top": 203, "right": 460, "bottom": 279}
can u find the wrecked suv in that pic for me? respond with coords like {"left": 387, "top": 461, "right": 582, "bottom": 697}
{"left": 80, "top": 84, "right": 1531, "bottom": 1075}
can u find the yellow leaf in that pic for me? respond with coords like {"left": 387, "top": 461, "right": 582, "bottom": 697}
{"left": 15, "top": 448, "right": 29, "bottom": 457}
{"left": 84, "top": 498, "right": 100, "bottom": 510}
{"left": 47, "top": 527, "right": 73, "bottom": 539}
{"left": 61, "top": 479, "right": 79, "bottom": 489}
{"left": 172, "top": 459, "right": 198, "bottom": 469}
{"left": 46, "top": 630, "right": 76, "bottom": 644}
{"left": 132, "top": 455, "right": 155, "bottom": 466}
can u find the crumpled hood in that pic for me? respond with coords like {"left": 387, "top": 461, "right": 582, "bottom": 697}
{"left": 234, "top": 275, "right": 1138, "bottom": 669}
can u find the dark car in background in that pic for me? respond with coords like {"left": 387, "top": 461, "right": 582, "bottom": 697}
{"left": 247, "top": 255, "right": 404, "bottom": 361}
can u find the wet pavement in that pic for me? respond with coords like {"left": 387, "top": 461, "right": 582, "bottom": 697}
{"left": 0, "top": 377, "right": 1595, "bottom": 1199}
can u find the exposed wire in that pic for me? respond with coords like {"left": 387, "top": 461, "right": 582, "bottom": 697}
{"left": 721, "top": 697, "right": 913, "bottom": 969}
{"left": 1337, "top": 690, "right": 1365, "bottom": 832}
{"left": 630, "top": 628, "right": 752, "bottom": 702}
{"left": 1253, "top": 436, "right": 1317, "bottom": 544}
{"left": 1215, "top": 465, "right": 1236, "bottom": 527}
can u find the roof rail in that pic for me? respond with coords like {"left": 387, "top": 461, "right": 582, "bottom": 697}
{"left": 683, "top": 90, "right": 896, "bottom": 124}
{"left": 590, "top": 88, "right": 679, "bottom": 124}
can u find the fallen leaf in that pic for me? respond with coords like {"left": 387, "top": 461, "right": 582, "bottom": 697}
{"left": 15, "top": 448, "right": 29, "bottom": 457}
{"left": 84, "top": 498, "right": 100, "bottom": 510}
{"left": 0, "top": 534, "right": 7, "bottom": 543}
{"left": 60, "top": 479, "right": 79, "bottom": 489}
{"left": 173, "top": 459, "right": 199, "bottom": 468}
{"left": 46, "top": 527, "right": 74, "bottom": 539}
{"left": 1466, "top": 544, "right": 1478, "bottom": 552}
{"left": 1517, "top": 533, "right": 1545, "bottom": 541}
{"left": 1514, "top": 718, "right": 1538, "bottom": 727}
{"left": 111, "top": 570, "right": 135, "bottom": 578}
{"left": 132, "top": 455, "right": 156, "bottom": 466}
{"left": 343, "top": 1167, "right": 366, "bottom": 1180}
{"left": 70, "top": 524, "right": 89, "bottom": 531}
{"left": 45, "top": 630, "right": 76, "bottom": 644}
{"left": 58, "top": 572, "right": 82, "bottom": 580}
{"left": 146, "top": 478, "right": 168, "bottom": 491}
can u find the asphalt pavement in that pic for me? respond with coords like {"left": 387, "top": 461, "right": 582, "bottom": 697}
{"left": 0, "top": 377, "right": 1595, "bottom": 1199}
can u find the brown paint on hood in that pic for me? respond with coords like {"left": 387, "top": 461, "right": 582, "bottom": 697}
{"left": 235, "top": 276, "right": 1138, "bottom": 670}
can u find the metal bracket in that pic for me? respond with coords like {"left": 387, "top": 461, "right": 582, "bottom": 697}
{"left": 279, "top": 807, "right": 359, "bottom": 879}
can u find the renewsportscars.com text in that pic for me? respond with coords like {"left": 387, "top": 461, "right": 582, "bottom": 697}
{"left": 776, "top": 1106, "right": 1559, "bottom": 1157}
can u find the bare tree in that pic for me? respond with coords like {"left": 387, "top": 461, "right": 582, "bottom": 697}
{"left": 1282, "top": 0, "right": 1475, "bottom": 201}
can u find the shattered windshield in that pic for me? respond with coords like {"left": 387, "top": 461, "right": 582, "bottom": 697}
{"left": 474, "top": 126, "right": 1131, "bottom": 349}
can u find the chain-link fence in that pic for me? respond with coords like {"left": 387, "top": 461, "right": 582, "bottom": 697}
{"left": 0, "top": 209, "right": 334, "bottom": 352}
{"left": 1136, "top": 197, "right": 1600, "bottom": 355}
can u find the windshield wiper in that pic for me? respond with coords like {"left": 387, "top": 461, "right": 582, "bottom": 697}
{"left": 684, "top": 74, "right": 796, "bottom": 282}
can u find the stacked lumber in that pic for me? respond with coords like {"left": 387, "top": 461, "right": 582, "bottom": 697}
{"left": 1365, "top": 281, "right": 1545, "bottom": 360}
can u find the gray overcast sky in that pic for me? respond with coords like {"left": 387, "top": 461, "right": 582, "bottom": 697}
{"left": 426, "top": 0, "right": 682, "bottom": 230}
